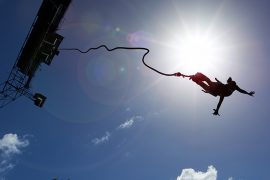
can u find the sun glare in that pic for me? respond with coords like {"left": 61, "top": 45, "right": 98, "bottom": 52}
{"left": 168, "top": 29, "right": 227, "bottom": 75}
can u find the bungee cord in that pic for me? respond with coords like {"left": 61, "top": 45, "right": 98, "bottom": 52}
{"left": 59, "top": 45, "right": 193, "bottom": 78}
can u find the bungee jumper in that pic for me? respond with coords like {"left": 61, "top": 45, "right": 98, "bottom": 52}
{"left": 176, "top": 72, "right": 255, "bottom": 116}
{"left": 60, "top": 45, "right": 255, "bottom": 116}
{"left": 143, "top": 53, "right": 255, "bottom": 116}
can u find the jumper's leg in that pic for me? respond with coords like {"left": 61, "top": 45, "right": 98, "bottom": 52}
{"left": 191, "top": 72, "right": 212, "bottom": 92}
{"left": 192, "top": 72, "right": 212, "bottom": 84}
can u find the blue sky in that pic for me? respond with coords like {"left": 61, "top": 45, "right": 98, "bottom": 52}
{"left": 0, "top": 0, "right": 270, "bottom": 179}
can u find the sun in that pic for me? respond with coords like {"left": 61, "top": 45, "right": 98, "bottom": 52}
{"left": 181, "top": 33, "right": 217, "bottom": 72}
{"left": 168, "top": 29, "right": 227, "bottom": 75}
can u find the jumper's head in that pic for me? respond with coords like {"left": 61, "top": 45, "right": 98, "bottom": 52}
{"left": 227, "top": 77, "right": 232, "bottom": 83}
{"left": 227, "top": 77, "right": 236, "bottom": 86}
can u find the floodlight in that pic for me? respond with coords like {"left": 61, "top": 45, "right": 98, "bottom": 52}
{"left": 33, "top": 93, "right": 47, "bottom": 107}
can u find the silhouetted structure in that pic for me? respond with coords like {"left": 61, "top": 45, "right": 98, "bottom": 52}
{"left": 0, "top": 0, "right": 71, "bottom": 108}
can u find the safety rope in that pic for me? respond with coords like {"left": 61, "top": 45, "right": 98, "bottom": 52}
{"left": 59, "top": 45, "right": 193, "bottom": 78}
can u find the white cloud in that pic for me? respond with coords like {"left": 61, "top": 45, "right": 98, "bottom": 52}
{"left": 92, "top": 132, "right": 110, "bottom": 145}
{"left": 177, "top": 166, "right": 217, "bottom": 180}
{"left": 117, "top": 116, "right": 144, "bottom": 130}
{"left": 91, "top": 115, "right": 144, "bottom": 146}
{"left": 118, "top": 119, "right": 134, "bottom": 129}
{"left": 0, "top": 133, "right": 29, "bottom": 178}
{"left": 0, "top": 160, "right": 14, "bottom": 173}
{"left": 0, "top": 134, "right": 29, "bottom": 156}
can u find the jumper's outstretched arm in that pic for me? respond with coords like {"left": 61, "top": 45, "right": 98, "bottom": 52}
{"left": 213, "top": 96, "right": 224, "bottom": 116}
{"left": 236, "top": 86, "right": 255, "bottom": 96}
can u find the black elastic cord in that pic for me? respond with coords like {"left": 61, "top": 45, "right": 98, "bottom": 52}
{"left": 59, "top": 45, "right": 178, "bottom": 76}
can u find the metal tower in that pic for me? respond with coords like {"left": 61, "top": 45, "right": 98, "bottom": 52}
{"left": 0, "top": 0, "right": 71, "bottom": 109}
